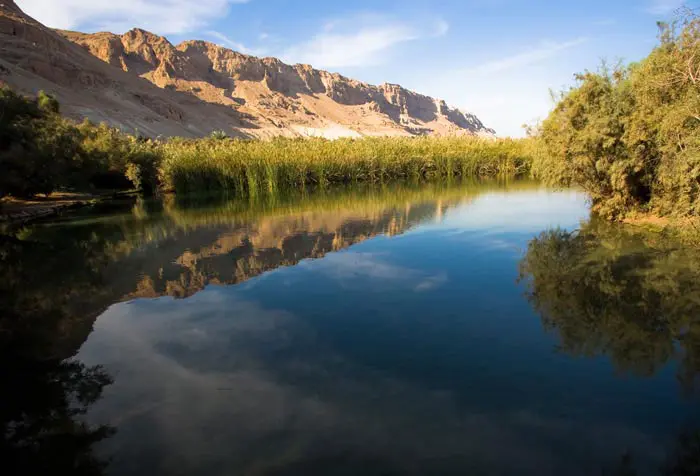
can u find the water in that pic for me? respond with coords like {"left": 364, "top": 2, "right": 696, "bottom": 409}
{"left": 3, "top": 181, "right": 700, "bottom": 476}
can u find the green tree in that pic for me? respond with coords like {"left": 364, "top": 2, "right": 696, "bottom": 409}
{"left": 536, "top": 67, "right": 640, "bottom": 219}
{"left": 36, "top": 90, "right": 60, "bottom": 114}
{"left": 536, "top": 10, "right": 700, "bottom": 220}
{"left": 0, "top": 87, "right": 163, "bottom": 198}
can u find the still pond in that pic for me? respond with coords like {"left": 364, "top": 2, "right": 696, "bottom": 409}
{"left": 4, "top": 181, "right": 700, "bottom": 475}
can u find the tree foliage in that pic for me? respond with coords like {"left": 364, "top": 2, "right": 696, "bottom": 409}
{"left": 0, "top": 87, "right": 159, "bottom": 199}
{"left": 536, "top": 10, "right": 700, "bottom": 220}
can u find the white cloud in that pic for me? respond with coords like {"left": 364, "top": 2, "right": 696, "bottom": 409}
{"left": 283, "top": 24, "right": 416, "bottom": 69}
{"left": 309, "top": 251, "right": 410, "bottom": 281}
{"left": 646, "top": 0, "right": 684, "bottom": 14}
{"left": 434, "top": 19, "right": 450, "bottom": 37}
{"left": 414, "top": 37, "right": 588, "bottom": 137}
{"left": 463, "top": 38, "right": 588, "bottom": 75}
{"left": 205, "top": 30, "right": 265, "bottom": 56}
{"left": 281, "top": 15, "right": 448, "bottom": 69}
{"left": 299, "top": 251, "right": 449, "bottom": 293}
{"left": 17, "top": 0, "right": 250, "bottom": 34}
{"left": 79, "top": 288, "right": 665, "bottom": 475}
{"left": 414, "top": 273, "right": 448, "bottom": 292}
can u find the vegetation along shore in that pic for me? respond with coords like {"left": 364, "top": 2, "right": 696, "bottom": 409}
{"left": 533, "top": 10, "right": 700, "bottom": 226}
{"left": 1, "top": 10, "right": 698, "bottom": 231}
{"left": 0, "top": 86, "right": 536, "bottom": 202}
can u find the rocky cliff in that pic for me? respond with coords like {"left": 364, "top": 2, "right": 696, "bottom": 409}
{"left": 0, "top": 1, "right": 494, "bottom": 138}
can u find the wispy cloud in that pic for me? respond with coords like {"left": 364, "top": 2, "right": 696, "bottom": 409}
{"left": 463, "top": 38, "right": 588, "bottom": 75}
{"left": 414, "top": 273, "right": 448, "bottom": 292}
{"left": 18, "top": 0, "right": 250, "bottom": 34}
{"left": 281, "top": 14, "right": 449, "bottom": 69}
{"left": 205, "top": 30, "right": 265, "bottom": 56}
{"left": 308, "top": 252, "right": 412, "bottom": 282}
{"left": 302, "top": 251, "right": 448, "bottom": 293}
{"left": 434, "top": 19, "right": 450, "bottom": 37}
{"left": 282, "top": 24, "right": 417, "bottom": 69}
{"left": 646, "top": 0, "right": 685, "bottom": 15}
{"left": 413, "top": 36, "right": 590, "bottom": 137}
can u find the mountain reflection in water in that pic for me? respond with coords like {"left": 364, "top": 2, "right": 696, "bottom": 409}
{"left": 1, "top": 182, "right": 502, "bottom": 474}
{"left": 2, "top": 181, "right": 700, "bottom": 476}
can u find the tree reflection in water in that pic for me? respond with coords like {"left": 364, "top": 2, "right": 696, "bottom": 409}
{"left": 519, "top": 221, "right": 700, "bottom": 391}
{"left": 519, "top": 221, "right": 700, "bottom": 475}
{"left": 1, "top": 359, "right": 114, "bottom": 475}
{"left": 0, "top": 234, "right": 115, "bottom": 476}
{"left": 608, "top": 429, "right": 700, "bottom": 476}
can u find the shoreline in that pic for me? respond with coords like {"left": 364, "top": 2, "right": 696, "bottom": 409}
{"left": 622, "top": 213, "right": 700, "bottom": 246}
{"left": 0, "top": 191, "right": 137, "bottom": 225}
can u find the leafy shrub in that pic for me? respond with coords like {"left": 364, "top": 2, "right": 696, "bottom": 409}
{"left": 0, "top": 88, "right": 162, "bottom": 198}
{"left": 0, "top": 88, "right": 79, "bottom": 198}
{"left": 37, "top": 90, "right": 60, "bottom": 114}
{"left": 535, "top": 11, "right": 700, "bottom": 220}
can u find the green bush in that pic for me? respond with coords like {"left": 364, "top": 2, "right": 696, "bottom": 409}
{"left": 535, "top": 11, "right": 700, "bottom": 220}
{"left": 0, "top": 88, "right": 79, "bottom": 198}
{"left": 37, "top": 90, "right": 60, "bottom": 114}
{"left": 0, "top": 88, "right": 161, "bottom": 198}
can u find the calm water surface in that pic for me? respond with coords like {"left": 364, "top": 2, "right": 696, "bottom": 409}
{"left": 4, "top": 182, "right": 700, "bottom": 475}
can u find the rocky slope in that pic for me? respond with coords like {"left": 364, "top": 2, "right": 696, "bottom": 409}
{"left": 0, "top": 1, "right": 494, "bottom": 138}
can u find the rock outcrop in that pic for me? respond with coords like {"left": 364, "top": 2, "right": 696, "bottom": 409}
{"left": 0, "top": 1, "right": 495, "bottom": 138}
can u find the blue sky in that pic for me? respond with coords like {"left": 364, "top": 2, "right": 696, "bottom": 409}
{"left": 18, "top": 0, "right": 697, "bottom": 136}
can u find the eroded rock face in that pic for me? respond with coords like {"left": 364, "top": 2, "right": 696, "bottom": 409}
{"left": 1, "top": 0, "right": 495, "bottom": 138}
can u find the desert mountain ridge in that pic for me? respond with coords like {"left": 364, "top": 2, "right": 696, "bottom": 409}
{"left": 0, "top": 0, "right": 495, "bottom": 139}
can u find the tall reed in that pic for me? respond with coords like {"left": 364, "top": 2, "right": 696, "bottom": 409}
{"left": 158, "top": 136, "right": 537, "bottom": 195}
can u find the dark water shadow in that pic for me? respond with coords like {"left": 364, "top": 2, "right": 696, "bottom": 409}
{"left": 519, "top": 220, "right": 700, "bottom": 474}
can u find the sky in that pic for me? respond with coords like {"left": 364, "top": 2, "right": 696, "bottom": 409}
{"left": 16, "top": 0, "right": 699, "bottom": 137}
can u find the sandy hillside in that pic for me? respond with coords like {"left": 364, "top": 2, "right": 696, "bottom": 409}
{"left": 0, "top": 1, "right": 495, "bottom": 138}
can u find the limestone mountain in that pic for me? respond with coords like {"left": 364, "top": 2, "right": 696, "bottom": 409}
{"left": 0, "top": 1, "right": 253, "bottom": 137}
{"left": 0, "top": 1, "right": 495, "bottom": 138}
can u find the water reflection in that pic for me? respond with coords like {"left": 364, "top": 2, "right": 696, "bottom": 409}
{"left": 6, "top": 182, "right": 700, "bottom": 475}
{"left": 518, "top": 221, "right": 700, "bottom": 393}
{"left": 0, "top": 359, "right": 114, "bottom": 475}
{"left": 1, "top": 181, "right": 520, "bottom": 475}
{"left": 608, "top": 428, "right": 700, "bottom": 476}
{"left": 83, "top": 286, "right": 643, "bottom": 476}
{"left": 75, "top": 185, "right": 680, "bottom": 475}
{"left": 519, "top": 221, "right": 700, "bottom": 475}
{"left": 0, "top": 235, "right": 114, "bottom": 475}
{"left": 15, "top": 181, "right": 526, "bottom": 304}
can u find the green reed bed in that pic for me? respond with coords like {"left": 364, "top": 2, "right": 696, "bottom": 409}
{"left": 158, "top": 136, "right": 536, "bottom": 195}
